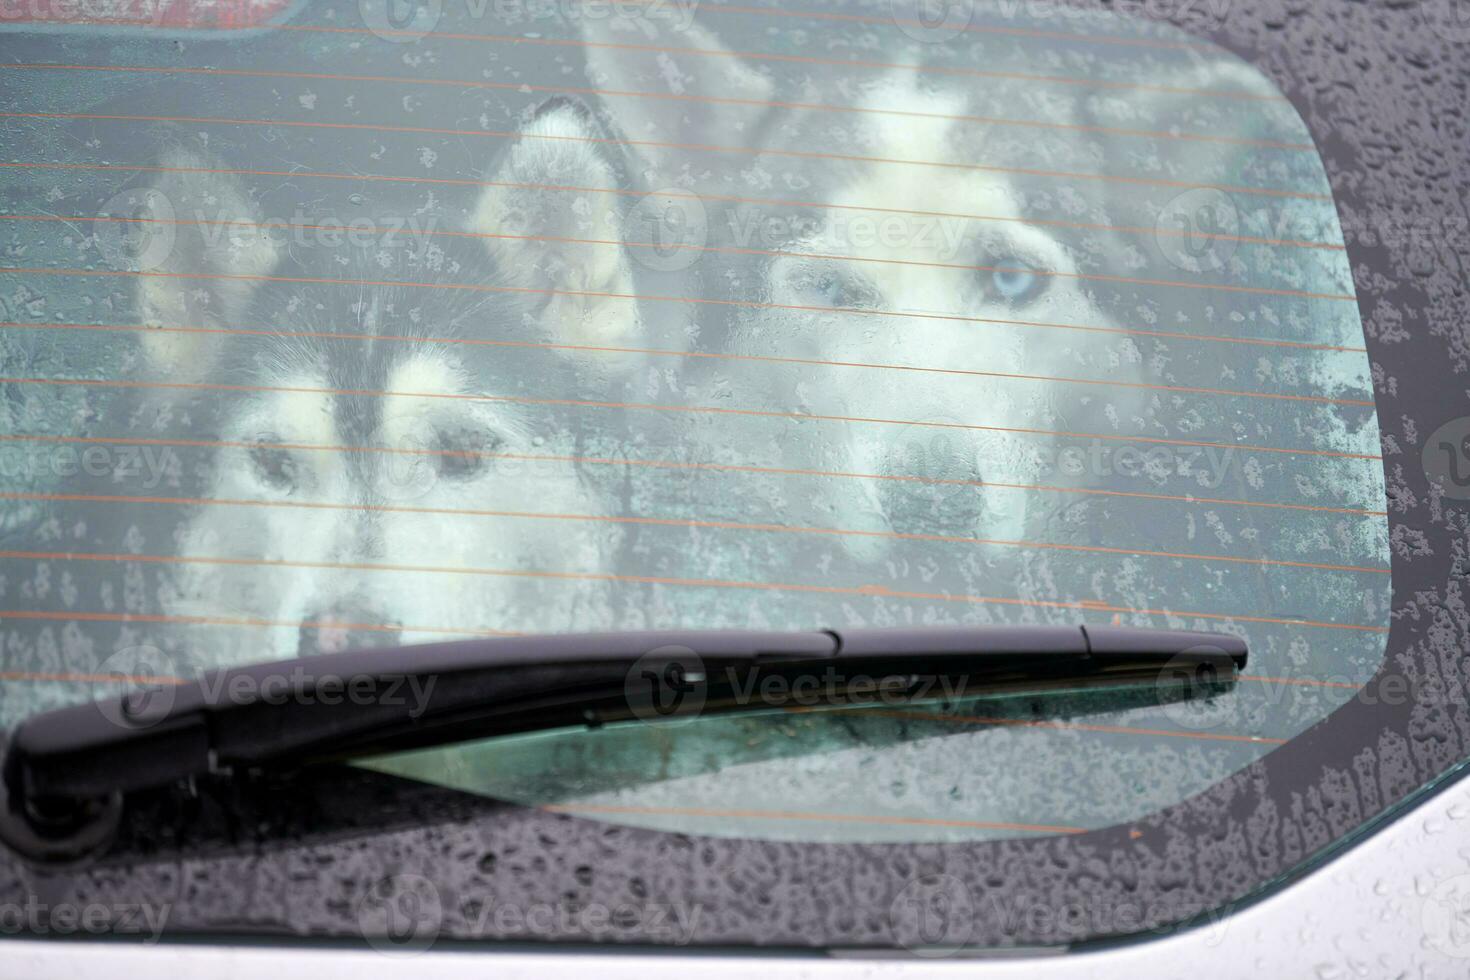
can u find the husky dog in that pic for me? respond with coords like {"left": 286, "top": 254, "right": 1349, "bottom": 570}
{"left": 119, "top": 99, "right": 647, "bottom": 662}
{"left": 574, "top": 17, "right": 1282, "bottom": 582}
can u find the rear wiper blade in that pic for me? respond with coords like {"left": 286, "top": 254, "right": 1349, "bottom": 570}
{"left": 0, "top": 624, "right": 1244, "bottom": 862}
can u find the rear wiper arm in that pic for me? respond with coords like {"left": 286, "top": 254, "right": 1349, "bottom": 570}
{"left": 0, "top": 624, "right": 1244, "bottom": 862}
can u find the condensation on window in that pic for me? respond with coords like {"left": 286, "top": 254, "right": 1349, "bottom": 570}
{"left": 0, "top": 0, "right": 1387, "bottom": 842}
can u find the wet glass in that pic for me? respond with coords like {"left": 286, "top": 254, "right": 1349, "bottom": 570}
{"left": 0, "top": 0, "right": 1386, "bottom": 844}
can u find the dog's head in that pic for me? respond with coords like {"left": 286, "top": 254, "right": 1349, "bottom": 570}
{"left": 734, "top": 73, "right": 1141, "bottom": 560}
{"left": 126, "top": 100, "right": 643, "bottom": 659}
{"left": 577, "top": 20, "right": 1279, "bottom": 570}
{"left": 574, "top": 23, "right": 1135, "bottom": 567}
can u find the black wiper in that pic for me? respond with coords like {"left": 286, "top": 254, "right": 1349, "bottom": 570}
{"left": 0, "top": 624, "right": 1244, "bottom": 862}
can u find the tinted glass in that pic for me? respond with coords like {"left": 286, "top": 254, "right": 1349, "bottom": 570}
{"left": 1, "top": 0, "right": 1384, "bottom": 850}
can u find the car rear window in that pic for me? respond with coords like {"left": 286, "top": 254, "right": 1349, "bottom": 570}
{"left": 0, "top": 0, "right": 1399, "bottom": 938}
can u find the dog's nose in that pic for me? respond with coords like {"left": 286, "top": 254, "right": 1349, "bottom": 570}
{"left": 298, "top": 603, "right": 403, "bottom": 657}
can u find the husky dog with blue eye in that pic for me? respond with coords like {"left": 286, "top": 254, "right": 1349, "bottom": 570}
{"left": 122, "top": 100, "right": 648, "bottom": 662}
{"left": 574, "top": 16, "right": 1281, "bottom": 578}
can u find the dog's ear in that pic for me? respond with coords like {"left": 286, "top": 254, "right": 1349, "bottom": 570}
{"left": 1085, "top": 60, "right": 1282, "bottom": 182}
{"left": 473, "top": 99, "right": 645, "bottom": 352}
{"left": 130, "top": 145, "right": 280, "bottom": 380}
{"left": 578, "top": 14, "right": 776, "bottom": 182}
{"left": 1082, "top": 60, "right": 1297, "bottom": 251}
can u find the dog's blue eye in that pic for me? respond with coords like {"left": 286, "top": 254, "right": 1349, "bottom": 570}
{"left": 991, "top": 260, "right": 1041, "bottom": 303}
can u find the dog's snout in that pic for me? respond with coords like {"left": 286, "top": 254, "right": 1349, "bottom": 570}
{"left": 299, "top": 603, "right": 403, "bottom": 656}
